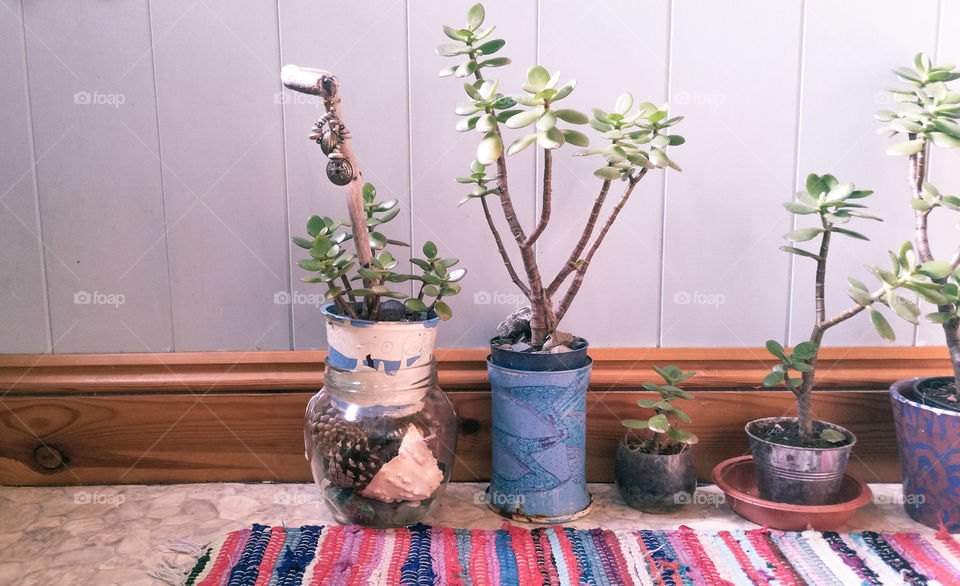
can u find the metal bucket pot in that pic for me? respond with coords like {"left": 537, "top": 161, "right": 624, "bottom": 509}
{"left": 746, "top": 417, "right": 855, "bottom": 506}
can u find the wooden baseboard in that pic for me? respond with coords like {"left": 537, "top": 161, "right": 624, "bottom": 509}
{"left": 0, "top": 347, "right": 949, "bottom": 485}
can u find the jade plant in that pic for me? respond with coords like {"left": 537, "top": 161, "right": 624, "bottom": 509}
{"left": 437, "top": 3, "right": 683, "bottom": 350}
{"left": 621, "top": 366, "right": 698, "bottom": 454}
{"left": 282, "top": 66, "right": 465, "bottom": 322}
{"left": 853, "top": 53, "right": 960, "bottom": 404}
{"left": 763, "top": 173, "right": 882, "bottom": 443}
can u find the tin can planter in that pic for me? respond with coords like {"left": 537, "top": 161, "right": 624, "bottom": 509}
{"left": 486, "top": 355, "right": 593, "bottom": 523}
{"left": 891, "top": 377, "right": 960, "bottom": 532}
{"left": 615, "top": 434, "right": 696, "bottom": 513}
{"left": 746, "top": 416, "right": 855, "bottom": 506}
{"left": 303, "top": 302, "right": 457, "bottom": 528}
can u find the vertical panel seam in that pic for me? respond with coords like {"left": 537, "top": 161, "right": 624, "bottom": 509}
{"left": 533, "top": 0, "right": 541, "bottom": 257}
{"left": 18, "top": 0, "right": 54, "bottom": 353}
{"left": 405, "top": 0, "right": 416, "bottom": 299}
{"left": 785, "top": 0, "right": 807, "bottom": 346}
{"left": 276, "top": 0, "right": 295, "bottom": 350}
{"left": 145, "top": 0, "right": 177, "bottom": 352}
{"left": 657, "top": 0, "right": 674, "bottom": 348}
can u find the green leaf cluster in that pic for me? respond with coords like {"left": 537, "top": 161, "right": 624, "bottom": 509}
{"left": 762, "top": 340, "right": 817, "bottom": 390}
{"left": 503, "top": 66, "right": 587, "bottom": 155}
{"left": 781, "top": 173, "right": 879, "bottom": 256}
{"left": 621, "top": 365, "right": 699, "bottom": 448}
{"left": 855, "top": 240, "right": 960, "bottom": 338}
{"left": 877, "top": 53, "right": 960, "bottom": 153}
{"left": 294, "top": 183, "right": 466, "bottom": 320}
{"left": 436, "top": 4, "right": 511, "bottom": 79}
{"left": 455, "top": 160, "right": 499, "bottom": 206}
{"left": 577, "top": 96, "right": 684, "bottom": 180}
{"left": 406, "top": 241, "right": 466, "bottom": 320}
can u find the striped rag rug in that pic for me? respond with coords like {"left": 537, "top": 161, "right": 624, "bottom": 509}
{"left": 170, "top": 523, "right": 960, "bottom": 585}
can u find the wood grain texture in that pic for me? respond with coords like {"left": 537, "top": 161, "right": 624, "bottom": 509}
{"left": 0, "top": 389, "right": 897, "bottom": 485}
{"left": 0, "top": 346, "right": 950, "bottom": 395}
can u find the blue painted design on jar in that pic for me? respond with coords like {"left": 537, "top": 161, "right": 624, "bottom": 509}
{"left": 891, "top": 377, "right": 960, "bottom": 532}
{"left": 486, "top": 357, "right": 592, "bottom": 521}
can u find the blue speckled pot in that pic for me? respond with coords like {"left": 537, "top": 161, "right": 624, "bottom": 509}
{"left": 486, "top": 356, "right": 593, "bottom": 523}
{"left": 891, "top": 377, "right": 960, "bottom": 532}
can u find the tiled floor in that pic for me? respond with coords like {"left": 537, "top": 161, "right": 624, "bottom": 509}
{"left": 0, "top": 482, "right": 932, "bottom": 585}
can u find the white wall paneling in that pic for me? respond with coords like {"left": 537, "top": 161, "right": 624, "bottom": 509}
{"left": 0, "top": 0, "right": 955, "bottom": 353}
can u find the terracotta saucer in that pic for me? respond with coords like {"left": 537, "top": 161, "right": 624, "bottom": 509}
{"left": 712, "top": 455, "right": 873, "bottom": 531}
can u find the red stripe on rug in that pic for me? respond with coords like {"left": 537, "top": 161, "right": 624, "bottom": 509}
{"left": 718, "top": 531, "right": 770, "bottom": 586}
{"left": 892, "top": 532, "right": 956, "bottom": 585}
{"left": 745, "top": 529, "right": 799, "bottom": 586}
{"left": 253, "top": 527, "right": 285, "bottom": 586}
{"left": 197, "top": 530, "right": 246, "bottom": 586}
{"left": 347, "top": 525, "right": 376, "bottom": 585}
{"left": 676, "top": 526, "right": 731, "bottom": 586}
{"left": 600, "top": 529, "right": 633, "bottom": 586}
{"left": 389, "top": 527, "right": 410, "bottom": 585}
{"left": 308, "top": 524, "right": 344, "bottom": 585}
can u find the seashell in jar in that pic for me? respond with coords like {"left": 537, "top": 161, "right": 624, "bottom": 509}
{"left": 361, "top": 424, "right": 443, "bottom": 503}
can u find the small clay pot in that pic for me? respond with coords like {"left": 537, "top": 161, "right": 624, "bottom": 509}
{"left": 614, "top": 435, "right": 696, "bottom": 513}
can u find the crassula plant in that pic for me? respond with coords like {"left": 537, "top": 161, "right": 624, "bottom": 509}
{"left": 621, "top": 366, "right": 698, "bottom": 454}
{"left": 763, "top": 174, "right": 882, "bottom": 443}
{"left": 437, "top": 4, "right": 683, "bottom": 350}
{"left": 283, "top": 67, "right": 465, "bottom": 322}
{"left": 856, "top": 53, "right": 960, "bottom": 405}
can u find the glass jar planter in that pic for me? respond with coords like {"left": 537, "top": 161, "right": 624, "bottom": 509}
{"left": 303, "top": 303, "right": 457, "bottom": 527}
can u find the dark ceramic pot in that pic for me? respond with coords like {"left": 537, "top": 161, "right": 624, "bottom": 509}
{"left": 614, "top": 435, "right": 696, "bottom": 513}
{"left": 488, "top": 336, "right": 590, "bottom": 371}
{"left": 891, "top": 377, "right": 960, "bottom": 532}
{"left": 746, "top": 417, "right": 855, "bottom": 506}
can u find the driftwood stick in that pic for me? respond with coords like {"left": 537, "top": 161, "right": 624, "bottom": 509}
{"left": 281, "top": 65, "right": 374, "bottom": 313}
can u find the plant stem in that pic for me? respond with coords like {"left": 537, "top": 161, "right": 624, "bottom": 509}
{"left": 555, "top": 170, "right": 647, "bottom": 323}
{"left": 319, "top": 92, "right": 375, "bottom": 317}
{"left": 547, "top": 180, "right": 611, "bottom": 297}
{"left": 341, "top": 275, "right": 357, "bottom": 304}
{"left": 524, "top": 149, "right": 552, "bottom": 247}
{"left": 473, "top": 68, "right": 553, "bottom": 348}
{"left": 909, "top": 144, "right": 960, "bottom": 390}
{"left": 479, "top": 196, "right": 531, "bottom": 298}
